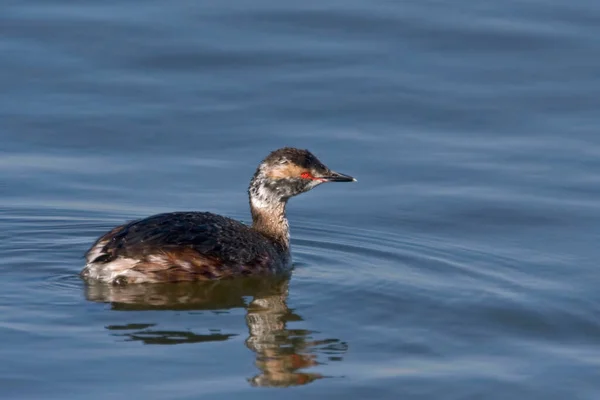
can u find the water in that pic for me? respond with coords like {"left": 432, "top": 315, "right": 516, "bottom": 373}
{"left": 1, "top": 0, "right": 599, "bottom": 398}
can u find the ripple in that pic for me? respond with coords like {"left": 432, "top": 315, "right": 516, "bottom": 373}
{"left": 291, "top": 220, "right": 539, "bottom": 292}
{"left": 290, "top": 219, "right": 600, "bottom": 348}
{"left": 3, "top": 206, "right": 599, "bottom": 394}
{"left": 39, "top": 273, "right": 84, "bottom": 296}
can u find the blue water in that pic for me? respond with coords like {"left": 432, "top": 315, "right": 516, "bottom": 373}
{"left": 1, "top": 1, "right": 599, "bottom": 399}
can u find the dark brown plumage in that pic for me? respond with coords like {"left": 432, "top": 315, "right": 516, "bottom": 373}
{"left": 84, "top": 212, "right": 283, "bottom": 283}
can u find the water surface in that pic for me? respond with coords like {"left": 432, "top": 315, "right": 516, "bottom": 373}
{"left": 1, "top": 1, "right": 599, "bottom": 399}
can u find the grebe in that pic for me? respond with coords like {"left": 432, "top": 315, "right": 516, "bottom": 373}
{"left": 81, "top": 147, "right": 355, "bottom": 284}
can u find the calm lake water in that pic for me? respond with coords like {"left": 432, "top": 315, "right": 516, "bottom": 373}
{"left": 1, "top": 1, "right": 599, "bottom": 399}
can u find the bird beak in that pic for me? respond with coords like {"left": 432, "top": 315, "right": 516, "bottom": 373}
{"left": 321, "top": 170, "right": 356, "bottom": 182}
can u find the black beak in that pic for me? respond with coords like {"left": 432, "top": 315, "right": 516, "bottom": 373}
{"left": 321, "top": 171, "right": 356, "bottom": 182}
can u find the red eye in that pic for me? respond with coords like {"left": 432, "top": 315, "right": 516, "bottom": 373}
{"left": 300, "top": 172, "right": 312, "bottom": 179}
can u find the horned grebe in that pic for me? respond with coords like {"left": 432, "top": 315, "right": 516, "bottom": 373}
{"left": 81, "top": 147, "right": 355, "bottom": 284}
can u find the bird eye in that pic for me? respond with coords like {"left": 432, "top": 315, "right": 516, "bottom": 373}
{"left": 300, "top": 172, "right": 312, "bottom": 179}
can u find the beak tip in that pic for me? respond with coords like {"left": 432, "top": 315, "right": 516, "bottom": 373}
{"left": 322, "top": 171, "right": 356, "bottom": 182}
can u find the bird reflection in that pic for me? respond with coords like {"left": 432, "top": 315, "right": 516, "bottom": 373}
{"left": 84, "top": 275, "right": 347, "bottom": 387}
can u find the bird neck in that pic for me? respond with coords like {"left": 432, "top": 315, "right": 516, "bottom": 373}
{"left": 248, "top": 176, "right": 290, "bottom": 249}
{"left": 250, "top": 201, "right": 289, "bottom": 250}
